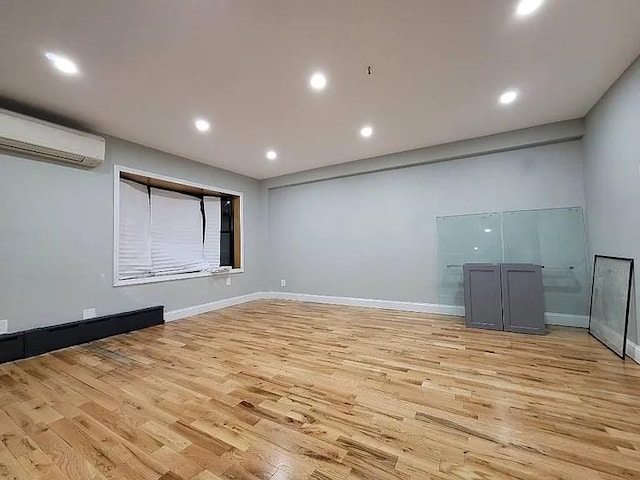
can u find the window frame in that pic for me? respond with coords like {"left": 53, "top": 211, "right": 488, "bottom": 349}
{"left": 113, "top": 165, "right": 244, "bottom": 287}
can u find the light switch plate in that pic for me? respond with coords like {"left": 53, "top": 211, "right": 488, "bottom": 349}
{"left": 281, "top": 279, "right": 286, "bottom": 287}
{"left": 82, "top": 308, "right": 97, "bottom": 320}
{"left": 226, "top": 276, "right": 232, "bottom": 286}
{"left": 0, "top": 320, "right": 8, "bottom": 334}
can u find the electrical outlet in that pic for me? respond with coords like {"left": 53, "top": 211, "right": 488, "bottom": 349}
{"left": 226, "top": 276, "right": 232, "bottom": 286}
{"left": 0, "top": 320, "right": 8, "bottom": 335}
{"left": 82, "top": 308, "right": 97, "bottom": 320}
{"left": 281, "top": 279, "right": 286, "bottom": 287}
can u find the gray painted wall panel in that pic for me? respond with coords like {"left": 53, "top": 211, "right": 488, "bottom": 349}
{"left": 583, "top": 55, "right": 640, "bottom": 344}
{"left": 0, "top": 137, "right": 265, "bottom": 333}
{"left": 267, "top": 141, "right": 585, "bottom": 304}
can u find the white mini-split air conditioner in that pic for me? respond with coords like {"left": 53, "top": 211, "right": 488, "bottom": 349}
{"left": 0, "top": 108, "right": 105, "bottom": 167}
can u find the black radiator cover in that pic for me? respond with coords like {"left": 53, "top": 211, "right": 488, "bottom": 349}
{"left": 0, "top": 333, "right": 25, "bottom": 364}
{"left": 0, "top": 306, "right": 163, "bottom": 364}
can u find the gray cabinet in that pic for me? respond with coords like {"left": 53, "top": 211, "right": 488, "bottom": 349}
{"left": 463, "top": 264, "right": 503, "bottom": 331}
{"left": 463, "top": 263, "right": 545, "bottom": 334}
{"left": 501, "top": 264, "right": 545, "bottom": 334}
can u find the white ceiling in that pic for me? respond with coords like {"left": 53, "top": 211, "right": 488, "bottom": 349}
{"left": 1, "top": 1, "right": 640, "bottom": 179}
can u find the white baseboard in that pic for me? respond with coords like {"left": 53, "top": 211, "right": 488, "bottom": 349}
{"left": 164, "top": 291, "right": 589, "bottom": 329}
{"left": 544, "top": 312, "right": 589, "bottom": 328}
{"left": 591, "top": 321, "right": 640, "bottom": 365}
{"left": 266, "top": 292, "right": 464, "bottom": 316}
{"left": 267, "top": 292, "right": 590, "bottom": 328}
{"left": 165, "top": 291, "right": 464, "bottom": 323}
{"left": 164, "top": 292, "right": 266, "bottom": 322}
{"left": 625, "top": 339, "right": 640, "bottom": 364}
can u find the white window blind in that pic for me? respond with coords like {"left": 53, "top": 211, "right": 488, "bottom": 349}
{"left": 118, "top": 179, "right": 152, "bottom": 280}
{"left": 203, "top": 197, "right": 222, "bottom": 269}
{"left": 150, "top": 188, "right": 209, "bottom": 276}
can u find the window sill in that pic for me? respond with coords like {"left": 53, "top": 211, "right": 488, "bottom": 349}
{"left": 114, "top": 268, "right": 244, "bottom": 287}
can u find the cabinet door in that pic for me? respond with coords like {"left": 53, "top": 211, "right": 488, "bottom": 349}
{"left": 463, "top": 264, "right": 503, "bottom": 331}
{"left": 501, "top": 264, "right": 545, "bottom": 334}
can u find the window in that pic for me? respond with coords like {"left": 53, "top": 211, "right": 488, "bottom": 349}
{"left": 114, "top": 166, "right": 243, "bottom": 286}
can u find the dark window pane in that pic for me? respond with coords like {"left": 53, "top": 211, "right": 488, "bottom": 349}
{"left": 220, "top": 232, "right": 233, "bottom": 266}
{"left": 219, "top": 196, "right": 235, "bottom": 266}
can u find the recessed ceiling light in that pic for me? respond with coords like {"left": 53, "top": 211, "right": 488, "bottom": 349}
{"left": 516, "top": 0, "right": 543, "bottom": 16}
{"left": 266, "top": 150, "right": 278, "bottom": 160}
{"left": 474, "top": 246, "right": 479, "bottom": 250}
{"left": 309, "top": 72, "right": 327, "bottom": 91}
{"left": 484, "top": 228, "right": 493, "bottom": 233}
{"left": 194, "top": 118, "right": 210, "bottom": 132}
{"left": 499, "top": 90, "right": 518, "bottom": 105}
{"left": 360, "top": 126, "right": 373, "bottom": 138}
{"left": 44, "top": 52, "right": 78, "bottom": 75}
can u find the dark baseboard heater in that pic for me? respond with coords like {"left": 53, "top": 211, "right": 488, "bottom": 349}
{"left": 0, "top": 306, "right": 164, "bottom": 364}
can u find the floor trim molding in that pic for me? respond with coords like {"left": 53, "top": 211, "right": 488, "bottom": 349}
{"left": 626, "top": 339, "right": 640, "bottom": 365}
{"left": 268, "top": 292, "right": 591, "bottom": 328}
{"left": 165, "top": 291, "right": 591, "bottom": 329}
{"left": 266, "top": 292, "right": 464, "bottom": 316}
{"left": 591, "top": 321, "right": 640, "bottom": 365}
{"left": 544, "top": 312, "right": 589, "bottom": 328}
{"left": 164, "top": 292, "right": 465, "bottom": 322}
{"left": 164, "top": 292, "right": 266, "bottom": 322}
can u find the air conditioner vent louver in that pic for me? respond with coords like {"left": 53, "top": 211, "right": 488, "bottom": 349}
{"left": 0, "top": 108, "right": 105, "bottom": 167}
{"left": 0, "top": 136, "right": 86, "bottom": 163}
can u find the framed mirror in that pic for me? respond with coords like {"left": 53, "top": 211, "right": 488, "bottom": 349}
{"left": 588, "top": 255, "right": 634, "bottom": 358}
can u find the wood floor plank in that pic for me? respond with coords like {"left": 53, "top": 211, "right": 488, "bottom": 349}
{"left": 0, "top": 449, "right": 32, "bottom": 480}
{"left": 2, "top": 300, "right": 640, "bottom": 479}
{"left": 15, "top": 448, "right": 68, "bottom": 480}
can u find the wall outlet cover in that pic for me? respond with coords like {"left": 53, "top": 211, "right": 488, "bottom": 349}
{"left": 281, "top": 279, "right": 286, "bottom": 287}
{"left": 226, "top": 277, "right": 232, "bottom": 286}
{"left": 0, "top": 319, "right": 7, "bottom": 335}
{"left": 82, "top": 308, "right": 97, "bottom": 320}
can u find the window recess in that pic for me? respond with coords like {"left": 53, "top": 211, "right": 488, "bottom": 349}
{"left": 114, "top": 166, "right": 243, "bottom": 286}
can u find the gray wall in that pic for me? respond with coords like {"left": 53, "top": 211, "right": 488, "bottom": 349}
{"left": 267, "top": 140, "right": 585, "bottom": 304}
{"left": 583, "top": 55, "right": 640, "bottom": 343}
{"left": 0, "top": 137, "right": 265, "bottom": 333}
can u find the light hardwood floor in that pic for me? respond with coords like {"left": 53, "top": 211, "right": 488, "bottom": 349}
{"left": 2, "top": 300, "right": 640, "bottom": 479}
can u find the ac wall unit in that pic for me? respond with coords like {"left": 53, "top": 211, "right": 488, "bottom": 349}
{"left": 0, "top": 108, "right": 105, "bottom": 167}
